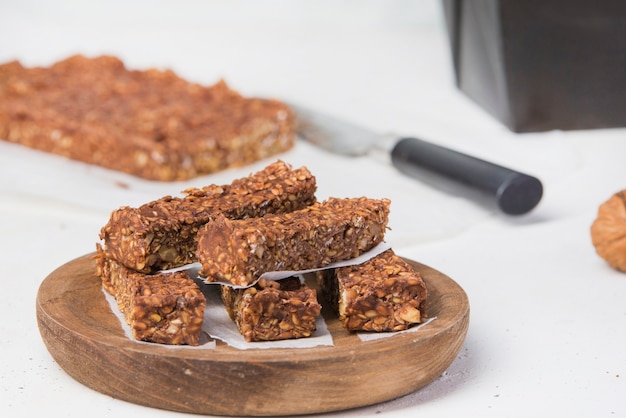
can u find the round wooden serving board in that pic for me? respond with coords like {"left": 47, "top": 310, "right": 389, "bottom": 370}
{"left": 36, "top": 253, "right": 469, "bottom": 416}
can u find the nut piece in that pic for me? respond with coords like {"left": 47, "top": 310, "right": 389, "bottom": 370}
{"left": 591, "top": 190, "right": 626, "bottom": 272}
{"left": 220, "top": 277, "right": 321, "bottom": 342}
{"left": 95, "top": 245, "right": 206, "bottom": 346}
{"left": 318, "top": 249, "right": 427, "bottom": 332}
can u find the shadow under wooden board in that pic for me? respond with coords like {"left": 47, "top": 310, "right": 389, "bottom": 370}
{"left": 36, "top": 253, "right": 470, "bottom": 416}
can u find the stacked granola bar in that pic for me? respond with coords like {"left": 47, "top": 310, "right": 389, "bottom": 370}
{"left": 96, "top": 161, "right": 318, "bottom": 345}
{"left": 221, "top": 277, "right": 321, "bottom": 342}
{"left": 96, "top": 251, "right": 206, "bottom": 346}
{"left": 196, "top": 197, "right": 391, "bottom": 287}
{"left": 100, "top": 160, "right": 317, "bottom": 273}
{"left": 96, "top": 160, "right": 428, "bottom": 346}
{"left": 195, "top": 196, "right": 391, "bottom": 342}
{"left": 317, "top": 249, "right": 427, "bottom": 332}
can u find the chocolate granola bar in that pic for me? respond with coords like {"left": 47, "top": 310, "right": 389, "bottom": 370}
{"left": 95, "top": 246, "right": 206, "bottom": 345}
{"left": 221, "top": 277, "right": 321, "bottom": 342}
{"left": 0, "top": 55, "right": 295, "bottom": 180}
{"left": 197, "top": 197, "right": 390, "bottom": 286}
{"left": 99, "top": 160, "right": 317, "bottom": 273}
{"left": 318, "top": 249, "right": 427, "bottom": 332}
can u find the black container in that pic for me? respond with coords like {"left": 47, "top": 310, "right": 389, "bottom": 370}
{"left": 442, "top": 0, "right": 626, "bottom": 132}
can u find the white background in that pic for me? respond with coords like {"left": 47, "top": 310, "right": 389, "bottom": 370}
{"left": 1, "top": 1, "right": 625, "bottom": 417}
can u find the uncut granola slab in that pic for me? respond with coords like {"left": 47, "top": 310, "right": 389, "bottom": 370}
{"left": 221, "top": 277, "right": 321, "bottom": 342}
{"left": 318, "top": 249, "right": 427, "bottom": 332}
{"left": 95, "top": 246, "right": 206, "bottom": 346}
{"left": 0, "top": 55, "right": 295, "bottom": 180}
{"left": 100, "top": 161, "right": 317, "bottom": 273}
{"left": 197, "top": 197, "right": 391, "bottom": 286}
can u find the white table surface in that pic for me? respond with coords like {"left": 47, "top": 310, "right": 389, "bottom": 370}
{"left": 1, "top": 1, "right": 625, "bottom": 417}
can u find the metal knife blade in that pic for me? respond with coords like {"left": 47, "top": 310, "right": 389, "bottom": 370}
{"left": 292, "top": 103, "right": 543, "bottom": 215}
{"left": 291, "top": 103, "right": 382, "bottom": 156}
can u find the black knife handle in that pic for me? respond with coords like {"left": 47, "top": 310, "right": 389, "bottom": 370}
{"left": 390, "top": 137, "right": 543, "bottom": 215}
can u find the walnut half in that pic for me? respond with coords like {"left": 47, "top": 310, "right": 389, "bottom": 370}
{"left": 590, "top": 190, "right": 626, "bottom": 272}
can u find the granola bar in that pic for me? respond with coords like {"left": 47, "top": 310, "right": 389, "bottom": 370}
{"left": 197, "top": 197, "right": 391, "bottom": 286}
{"left": 318, "top": 249, "right": 427, "bottom": 332}
{"left": 99, "top": 160, "right": 317, "bottom": 273}
{"left": 0, "top": 55, "right": 295, "bottom": 181}
{"left": 221, "top": 277, "right": 321, "bottom": 342}
{"left": 95, "top": 245, "right": 206, "bottom": 346}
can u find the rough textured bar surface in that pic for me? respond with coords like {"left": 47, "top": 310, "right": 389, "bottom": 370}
{"left": 221, "top": 277, "right": 321, "bottom": 342}
{"left": 0, "top": 55, "right": 295, "bottom": 180}
{"left": 318, "top": 249, "right": 427, "bottom": 332}
{"left": 95, "top": 245, "right": 206, "bottom": 345}
{"left": 197, "top": 197, "right": 391, "bottom": 286}
{"left": 100, "top": 160, "right": 317, "bottom": 273}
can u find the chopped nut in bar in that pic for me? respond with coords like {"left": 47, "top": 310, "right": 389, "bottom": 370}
{"left": 99, "top": 160, "right": 317, "bottom": 273}
{"left": 197, "top": 197, "right": 390, "bottom": 286}
{"left": 221, "top": 277, "right": 321, "bottom": 342}
{"left": 0, "top": 55, "right": 295, "bottom": 181}
{"left": 95, "top": 245, "right": 206, "bottom": 346}
{"left": 318, "top": 249, "right": 427, "bottom": 332}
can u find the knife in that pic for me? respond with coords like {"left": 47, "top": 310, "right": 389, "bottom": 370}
{"left": 292, "top": 104, "right": 543, "bottom": 215}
